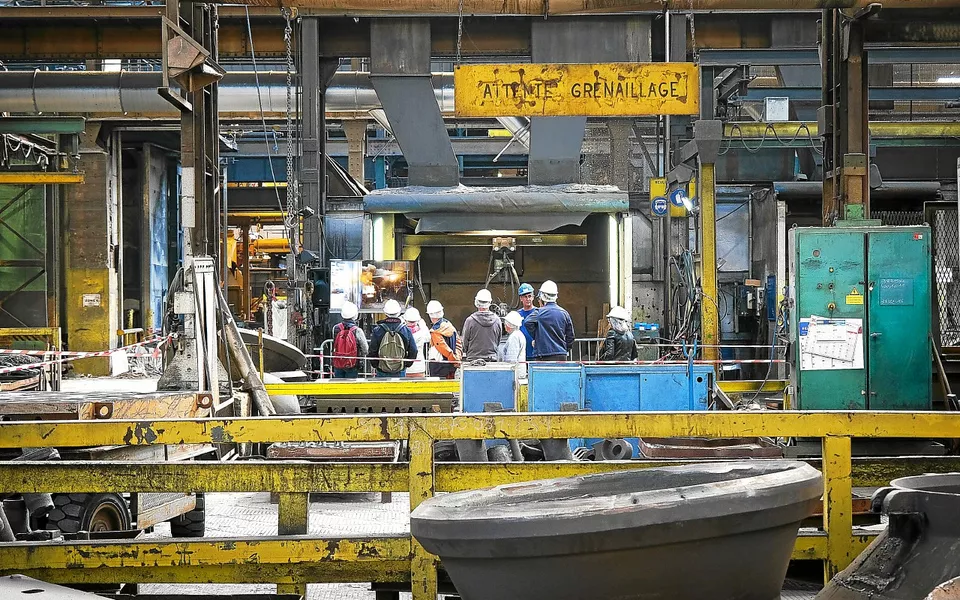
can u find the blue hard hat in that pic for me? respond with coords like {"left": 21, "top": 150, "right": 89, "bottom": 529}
{"left": 518, "top": 283, "right": 534, "bottom": 296}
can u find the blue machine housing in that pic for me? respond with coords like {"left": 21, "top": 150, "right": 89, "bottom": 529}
{"left": 527, "top": 363, "right": 714, "bottom": 450}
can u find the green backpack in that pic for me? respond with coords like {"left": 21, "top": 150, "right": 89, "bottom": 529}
{"left": 378, "top": 325, "right": 406, "bottom": 373}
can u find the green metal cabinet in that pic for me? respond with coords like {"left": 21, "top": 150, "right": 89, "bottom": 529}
{"left": 788, "top": 226, "right": 931, "bottom": 410}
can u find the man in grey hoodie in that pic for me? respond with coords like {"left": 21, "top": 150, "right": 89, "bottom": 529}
{"left": 462, "top": 288, "right": 502, "bottom": 361}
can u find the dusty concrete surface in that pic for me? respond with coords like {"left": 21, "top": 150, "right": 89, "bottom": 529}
{"left": 141, "top": 492, "right": 412, "bottom": 599}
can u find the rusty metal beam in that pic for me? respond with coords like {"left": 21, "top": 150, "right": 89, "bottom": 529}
{"left": 0, "top": 172, "right": 84, "bottom": 185}
{"left": 192, "top": 0, "right": 960, "bottom": 13}
{"left": 0, "top": 10, "right": 530, "bottom": 59}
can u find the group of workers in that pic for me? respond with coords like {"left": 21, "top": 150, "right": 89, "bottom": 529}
{"left": 331, "top": 280, "right": 637, "bottom": 379}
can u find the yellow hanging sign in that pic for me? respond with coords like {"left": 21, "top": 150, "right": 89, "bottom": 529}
{"left": 846, "top": 288, "right": 864, "bottom": 305}
{"left": 454, "top": 62, "right": 700, "bottom": 117}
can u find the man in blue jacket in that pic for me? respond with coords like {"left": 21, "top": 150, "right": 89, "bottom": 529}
{"left": 525, "top": 280, "right": 575, "bottom": 361}
{"left": 517, "top": 283, "right": 537, "bottom": 362}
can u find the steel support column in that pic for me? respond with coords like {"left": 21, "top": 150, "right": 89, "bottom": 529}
{"left": 821, "top": 9, "right": 870, "bottom": 224}
{"left": 694, "top": 120, "right": 722, "bottom": 364}
{"left": 157, "top": 0, "right": 223, "bottom": 392}
{"left": 64, "top": 123, "right": 119, "bottom": 375}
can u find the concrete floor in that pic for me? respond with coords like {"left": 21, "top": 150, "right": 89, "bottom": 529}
{"left": 142, "top": 491, "right": 412, "bottom": 599}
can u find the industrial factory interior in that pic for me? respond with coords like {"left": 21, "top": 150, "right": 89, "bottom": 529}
{"left": 2, "top": 0, "right": 960, "bottom": 599}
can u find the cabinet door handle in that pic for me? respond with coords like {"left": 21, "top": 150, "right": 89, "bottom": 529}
{"left": 870, "top": 332, "right": 883, "bottom": 339}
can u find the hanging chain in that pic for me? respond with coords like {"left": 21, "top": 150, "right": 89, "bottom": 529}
{"left": 687, "top": 4, "right": 698, "bottom": 62}
{"left": 456, "top": 0, "right": 464, "bottom": 64}
{"left": 282, "top": 8, "right": 297, "bottom": 231}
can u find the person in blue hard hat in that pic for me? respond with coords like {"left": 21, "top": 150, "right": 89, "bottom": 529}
{"left": 524, "top": 280, "right": 575, "bottom": 361}
{"left": 517, "top": 283, "right": 537, "bottom": 361}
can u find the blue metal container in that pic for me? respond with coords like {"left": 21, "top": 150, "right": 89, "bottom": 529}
{"left": 583, "top": 364, "right": 712, "bottom": 412}
{"left": 528, "top": 363, "right": 715, "bottom": 451}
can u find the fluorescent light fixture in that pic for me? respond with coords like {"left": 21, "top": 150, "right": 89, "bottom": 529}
{"left": 937, "top": 76, "right": 960, "bottom": 84}
{"left": 608, "top": 215, "right": 619, "bottom": 307}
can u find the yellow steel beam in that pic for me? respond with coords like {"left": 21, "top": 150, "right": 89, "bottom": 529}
{"left": 0, "top": 416, "right": 409, "bottom": 448}
{"left": 0, "top": 531, "right": 861, "bottom": 584}
{"left": 8, "top": 456, "right": 959, "bottom": 495}
{"left": 700, "top": 162, "right": 719, "bottom": 362}
{"left": 0, "top": 461, "right": 408, "bottom": 494}
{"left": 0, "top": 327, "right": 61, "bottom": 344}
{"left": 3, "top": 411, "right": 960, "bottom": 449}
{"left": 408, "top": 424, "right": 438, "bottom": 600}
{"left": 822, "top": 436, "right": 856, "bottom": 580}
{"left": 0, "top": 172, "right": 84, "bottom": 185}
{"left": 725, "top": 121, "right": 960, "bottom": 139}
{"left": 717, "top": 380, "right": 788, "bottom": 394}
{"left": 0, "top": 537, "right": 412, "bottom": 584}
{"left": 265, "top": 380, "right": 460, "bottom": 396}
{"left": 790, "top": 533, "right": 874, "bottom": 562}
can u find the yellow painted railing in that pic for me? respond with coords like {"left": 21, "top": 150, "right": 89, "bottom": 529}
{"left": 1, "top": 411, "right": 959, "bottom": 598}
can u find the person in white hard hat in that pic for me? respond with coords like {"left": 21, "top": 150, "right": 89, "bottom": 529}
{"left": 524, "top": 280, "right": 575, "bottom": 361}
{"left": 403, "top": 307, "right": 430, "bottom": 378}
{"left": 499, "top": 310, "right": 527, "bottom": 377}
{"left": 462, "top": 289, "right": 502, "bottom": 362}
{"left": 368, "top": 299, "right": 417, "bottom": 377}
{"left": 331, "top": 301, "right": 367, "bottom": 378}
{"left": 426, "top": 300, "right": 461, "bottom": 379}
{"left": 600, "top": 305, "right": 637, "bottom": 362}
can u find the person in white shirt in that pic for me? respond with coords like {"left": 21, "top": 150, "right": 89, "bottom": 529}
{"left": 404, "top": 307, "right": 431, "bottom": 377}
{"left": 500, "top": 310, "right": 527, "bottom": 377}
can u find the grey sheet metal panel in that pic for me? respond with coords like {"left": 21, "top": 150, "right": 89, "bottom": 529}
{"left": 365, "top": 185, "right": 628, "bottom": 214}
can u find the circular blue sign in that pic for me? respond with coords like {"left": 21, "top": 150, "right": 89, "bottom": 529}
{"left": 669, "top": 188, "right": 687, "bottom": 207}
{"left": 651, "top": 197, "right": 668, "bottom": 216}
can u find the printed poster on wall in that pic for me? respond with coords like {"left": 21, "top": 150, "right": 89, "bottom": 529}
{"left": 798, "top": 315, "right": 864, "bottom": 371}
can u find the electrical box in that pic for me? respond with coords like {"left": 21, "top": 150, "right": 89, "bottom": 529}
{"left": 788, "top": 226, "right": 932, "bottom": 410}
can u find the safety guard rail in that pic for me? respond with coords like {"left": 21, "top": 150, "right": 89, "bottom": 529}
{"left": 1, "top": 411, "right": 959, "bottom": 598}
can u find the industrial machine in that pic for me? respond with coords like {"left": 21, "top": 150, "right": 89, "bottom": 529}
{"left": 788, "top": 226, "right": 932, "bottom": 410}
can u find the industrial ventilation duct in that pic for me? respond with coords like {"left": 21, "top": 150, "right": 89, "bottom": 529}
{"left": 0, "top": 70, "right": 454, "bottom": 116}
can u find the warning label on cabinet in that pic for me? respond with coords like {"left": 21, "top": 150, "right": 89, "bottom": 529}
{"left": 845, "top": 288, "right": 863, "bottom": 305}
{"left": 798, "top": 316, "right": 864, "bottom": 371}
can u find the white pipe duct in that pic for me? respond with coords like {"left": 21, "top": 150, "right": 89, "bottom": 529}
{"left": 0, "top": 70, "right": 455, "bottom": 116}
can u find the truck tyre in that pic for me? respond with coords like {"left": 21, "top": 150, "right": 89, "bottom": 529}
{"left": 48, "top": 493, "right": 131, "bottom": 533}
{"left": 169, "top": 493, "right": 205, "bottom": 537}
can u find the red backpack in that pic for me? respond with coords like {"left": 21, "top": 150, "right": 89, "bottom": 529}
{"left": 332, "top": 323, "right": 359, "bottom": 369}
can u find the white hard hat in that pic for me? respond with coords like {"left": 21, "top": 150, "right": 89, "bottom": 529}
{"left": 383, "top": 299, "right": 402, "bottom": 317}
{"left": 607, "top": 306, "right": 630, "bottom": 321}
{"left": 505, "top": 311, "right": 523, "bottom": 329}
{"left": 475, "top": 288, "right": 493, "bottom": 305}
{"left": 539, "top": 280, "right": 558, "bottom": 296}
{"left": 341, "top": 301, "right": 359, "bottom": 320}
{"left": 426, "top": 300, "right": 444, "bottom": 317}
{"left": 404, "top": 307, "right": 422, "bottom": 323}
